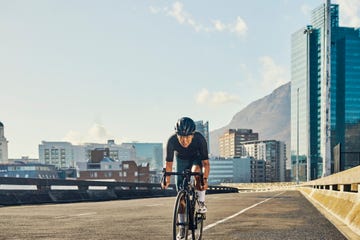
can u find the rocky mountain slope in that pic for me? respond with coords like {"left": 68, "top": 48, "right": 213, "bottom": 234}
{"left": 209, "top": 82, "right": 291, "bottom": 157}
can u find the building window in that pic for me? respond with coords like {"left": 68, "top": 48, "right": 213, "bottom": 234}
{"left": 123, "top": 164, "right": 129, "bottom": 169}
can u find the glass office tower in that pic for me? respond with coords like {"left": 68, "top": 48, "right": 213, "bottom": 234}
{"left": 291, "top": 1, "right": 360, "bottom": 181}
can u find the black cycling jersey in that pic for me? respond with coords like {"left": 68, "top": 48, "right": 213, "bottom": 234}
{"left": 166, "top": 132, "right": 209, "bottom": 162}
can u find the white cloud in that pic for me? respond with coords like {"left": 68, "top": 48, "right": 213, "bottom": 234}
{"left": 160, "top": 2, "right": 206, "bottom": 32}
{"left": 87, "top": 123, "right": 111, "bottom": 142}
{"left": 63, "top": 130, "right": 83, "bottom": 145}
{"left": 259, "top": 56, "right": 288, "bottom": 92}
{"left": 149, "top": 6, "right": 160, "bottom": 14}
{"left": 150, "top": 2, "right": 247, "bottom": 37}
{"left": 196, "top": 88, "right": 240, "bottom": 106}
{"left": 213, "top": 20, "right": 226, "bottom": 31}
{"left": 230, "top": 17, "right": 248, "bottom": 37}
{"left": 238, "top": 63, "right": 255, "bottom": 86}
{"left": 63, "top": 123, "right": 114, "bottom": 145}
{"left": 335, "top": 0, "right": 360, "bottom": 27}
{"left": 300, "top": 4, "right": 312, "bottom": 16}
{"left": 168, "top": 2, "right": 187, "bottom": 24}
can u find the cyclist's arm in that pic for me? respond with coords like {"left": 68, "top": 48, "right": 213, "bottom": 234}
{"left": 162, "top": 161, "right": 173, "bottom": 189}
{"left": 163, "top": 136, "right": 176, "bottom": 189}
{"left": 197, "top": 133, "right": 210, "bottom": 189}
{"left": 201, "top": 159, "right": 210, "bottom": 190}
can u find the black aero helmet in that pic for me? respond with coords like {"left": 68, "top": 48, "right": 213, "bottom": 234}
{"left": 175, "top": 117, "right": 196, "bottom": 136}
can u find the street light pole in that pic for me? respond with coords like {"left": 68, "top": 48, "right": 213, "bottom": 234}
{"left": 304, "top": 25, "right": 313, "bottom": 181}
{"left": 296, "top": 87, "right": 299, "bottom": 185}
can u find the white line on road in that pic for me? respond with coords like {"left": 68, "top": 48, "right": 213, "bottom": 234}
{"left": 74, "top": 212, "right": 97, "bottom": 217}
{"left": 203, "top": 191, "right": 285, "bottom": 231}
{"left": 53, "top": 212, "right": 97, "bottom": 219}
{"left": 146, "top": 204, "right": 163, "bottom": 207}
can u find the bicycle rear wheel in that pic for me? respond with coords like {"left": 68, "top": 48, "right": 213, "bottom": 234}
{"left": 191, "top": 201, "right": 204, "bottom": 240}
{"left": 173, "top": 190, "right": 190, "bottom": 240}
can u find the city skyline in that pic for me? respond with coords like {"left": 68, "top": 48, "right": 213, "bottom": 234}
{"left": 1, "top": 0, "right": 359, "bottom": 158}
{"left": 290, "top": 1, "right": 360, "bottom": 180}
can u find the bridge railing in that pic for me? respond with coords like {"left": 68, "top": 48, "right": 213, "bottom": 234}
{"left": 0, "top": 177, "right": 238, "bottom": 206}
{"left": 299, "top": 165, "right": 360, "bottom": 237}
{"left": 301, "top": 165, "right": 360, "bottom": 192}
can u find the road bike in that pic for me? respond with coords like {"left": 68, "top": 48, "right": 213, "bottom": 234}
{"left": 162, "top": 168, "right": 206, "bottom": 240}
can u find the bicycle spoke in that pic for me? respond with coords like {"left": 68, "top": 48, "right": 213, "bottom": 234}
{"left": 173, "top": 191, "right": 190, "bottom": 240}
{"left": 191, "top": 202, "right": 203, "bottom": 240}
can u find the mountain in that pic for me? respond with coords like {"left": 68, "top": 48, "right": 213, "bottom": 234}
{"left": 209, "top": 82, "right": 291, "bottom": 157}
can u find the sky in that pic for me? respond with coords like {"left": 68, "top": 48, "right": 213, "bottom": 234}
{"left": 1, "top": 0, "right": 359, "bottom": 158}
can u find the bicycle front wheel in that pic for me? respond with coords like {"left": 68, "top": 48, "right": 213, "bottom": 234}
{"left": 173, "top": 190, "right": 190, "bottom": 240}
{"left": 191, "top": 201, "right": 204, "bottom": 240}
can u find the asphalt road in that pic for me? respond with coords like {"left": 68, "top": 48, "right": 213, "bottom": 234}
{"left": 0, "top": 190, "right": 348, "bottom": 240}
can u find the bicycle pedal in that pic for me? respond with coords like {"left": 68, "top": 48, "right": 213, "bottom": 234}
{"left": 196, "top": 212, "right": 206, "bottom": 220}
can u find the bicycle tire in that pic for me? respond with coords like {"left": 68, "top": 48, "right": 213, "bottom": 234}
{"left": 173, "top": 190, "right": 190, "bottom": 240}
{"left": 191, "top": 201, "right": 203, "bottom": 240}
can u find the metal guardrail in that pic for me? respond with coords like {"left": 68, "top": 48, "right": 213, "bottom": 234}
{"left": 0, "top": 177, "right": 238, "bottom": 206}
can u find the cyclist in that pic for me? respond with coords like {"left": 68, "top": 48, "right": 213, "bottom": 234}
{"left": 162, "top": 117, "right": 210, "bottom": 239}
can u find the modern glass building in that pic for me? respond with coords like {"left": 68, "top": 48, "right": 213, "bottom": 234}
{"left": 195, "top": 120, "right": 209, "bottom": 152}
{"left": 291, "top": 1, "right": 360, "bottom": 181}
{"left": 122, "top": 142, "right": 163, "bottom": 171}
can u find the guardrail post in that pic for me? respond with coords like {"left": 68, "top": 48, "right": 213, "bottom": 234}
{"left": 351, "top": 184, "right": 358, "bottom": 192}
{"left": 78, "top": 186, "right": 89, "bottom": 191}
{"left": 37, "top": 185, "right": 50, "bottom": 191}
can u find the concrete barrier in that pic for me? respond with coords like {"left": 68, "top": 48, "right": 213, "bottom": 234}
{"left": 300, "top": 165, "right": 360, "bottom": 237}
{"left": 0, "top": 177, "right": 238, "bottom": 206}
{"left": 221, "top": 182, "right": 297, "bottom": 192}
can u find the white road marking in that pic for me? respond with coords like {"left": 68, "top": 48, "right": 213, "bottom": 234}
{"left": 53, "top": 212, "right": 97, "bottom": 219}
{"left": 74, "top": 212, "right": 97, "bottom": 217}
{"left": 203, "top": 191, "right": 285, "bottom": 231}
{"left": 146, "top": 204, "right": 163, "bottom": 207}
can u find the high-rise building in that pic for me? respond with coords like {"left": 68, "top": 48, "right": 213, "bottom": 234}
{"left": 39, "top": 141, "right": 75, "bottom": 168}
{"left": 291, "top": 1, "right": 360, "bottom": 181}
{"left": 39, "top": 140, "right": 136, "bottom": 169}
{"left": 122, "top": 142, "right": 163, "bottom": 171}
{"left": 80, "top": 140, "right": 136, "bottom": 162}
{"left": 208, "top": 157, "right": 234, "bottom": 184}
{"left": 195, "top": 120, "right": 209, "bottom": 152}
{"left": 219, "top": 129, "right": 258, "bottom": 158}
{"left": 208, "top": 156, "right": 265, "bottom": 184}
{"left": 0, "top": 121, "right": 8, "bottom": 163}
{"left": 242, "top": 140, "right": 287, "bottom": 182}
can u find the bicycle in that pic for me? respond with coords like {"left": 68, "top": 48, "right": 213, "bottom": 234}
{"left": 162, "top": 168, "right": 206, "bottom": 240}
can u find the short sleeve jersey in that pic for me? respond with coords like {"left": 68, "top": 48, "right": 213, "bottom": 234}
{"left": 166, "top": 132, "right": 209, "bottom": 162}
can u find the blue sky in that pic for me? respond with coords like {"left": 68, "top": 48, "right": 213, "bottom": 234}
{"left": 1, "top": 0, "right": 359, "bottom": 158}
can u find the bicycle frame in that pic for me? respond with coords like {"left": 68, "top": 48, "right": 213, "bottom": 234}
{"left": 162, "top": 168, "right": 205, "bottom": 240}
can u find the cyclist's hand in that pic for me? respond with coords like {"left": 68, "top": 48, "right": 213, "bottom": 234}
{"left": 161, "top": 176, "right": 171, "bottom": 189}
{"left": 201, "top": 178, "right": 208, "bottom": 191}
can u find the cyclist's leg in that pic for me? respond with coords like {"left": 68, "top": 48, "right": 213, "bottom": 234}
{"left": 191, "top": 159, "right": 203, "bottom": 190}
{"left": 191, "top": 160, "right": 207, "bottom": 213}
{"left": 176, "top": 158, "right": 193, "bottom": 228}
